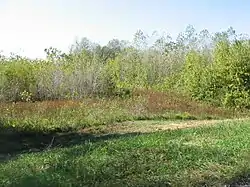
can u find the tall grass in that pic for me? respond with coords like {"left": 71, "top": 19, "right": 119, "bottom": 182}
{"left": 0, "top": 90, "right": 238, "bottom": 132}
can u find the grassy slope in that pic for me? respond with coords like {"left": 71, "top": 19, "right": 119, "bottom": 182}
{"left": 0, "top": 90, "right": 240, "bottom": 132}
{"left": 1, "top": 120, "right": 250, "bottom": 186}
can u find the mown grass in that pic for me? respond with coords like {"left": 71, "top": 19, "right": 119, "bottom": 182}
{"left": 0, "top": 90, "right": 241, "bottom": 132}
{"left": 1, "top": 120, "right": 250, "bottom": 186}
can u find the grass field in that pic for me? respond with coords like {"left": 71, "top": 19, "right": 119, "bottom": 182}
{"left": 2, "top": 120, "right": 250, "bottom": 186}
{"left": 1, "top": 91, "right": 250, "bottom": 187}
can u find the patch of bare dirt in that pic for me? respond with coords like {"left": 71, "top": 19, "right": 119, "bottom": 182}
{"left": 80, "top": 118, "right": 249, "bottom": 135}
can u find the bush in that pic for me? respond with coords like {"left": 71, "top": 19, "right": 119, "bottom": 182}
{"left": 2, "top": 59, "right": 36, "bottom": 102}
{"left": 1, "top": 26, "right": 250, "bottom": 109}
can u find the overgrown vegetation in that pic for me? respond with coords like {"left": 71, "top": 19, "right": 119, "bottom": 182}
{"left": 2, "top": 25, "right": 250, "bottom": 186}
{"left": 1, "top": 25, "right": 250, "bottom": 108}
{"left": 0, "top": 90, "right": 237, "bottom": 132}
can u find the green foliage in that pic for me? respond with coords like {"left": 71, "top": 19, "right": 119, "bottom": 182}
{"left": 105, "top": 52, "right": 147, "bottom": 89}
{"left": 210, "top": 40, "right": 250, "bottom": 108}
{"left": 175, "top": 37, "right": 250, "bottom": 109}
{"left": 182, "top": 50, "right": 208, "bottom": 98}
{"left": 2, "top": 59, "right": 36, "bottom": 102}
{"left": 1, "top": 26, "right": 250, "bottom": 109}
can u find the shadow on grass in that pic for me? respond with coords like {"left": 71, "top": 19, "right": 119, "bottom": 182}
{"left": 0, "top": 125, "right": 144, "bottom": 163}
{"left": 225, "top": 172, "right": 250, "bottom": 187}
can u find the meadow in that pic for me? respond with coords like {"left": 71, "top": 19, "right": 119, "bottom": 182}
{"left": 1, "top": 26, "right": 250, "bottom": 186}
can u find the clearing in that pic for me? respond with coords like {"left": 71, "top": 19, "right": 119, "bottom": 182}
{"left": 2, "top": 118, "right": 250, "bottom": 186}
{"left": 1, "top": 92, "right": 250, "bottom": 187}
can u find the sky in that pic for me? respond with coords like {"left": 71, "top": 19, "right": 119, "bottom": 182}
{"left": 0, "top": 0, "right": 250, "bottom": 59}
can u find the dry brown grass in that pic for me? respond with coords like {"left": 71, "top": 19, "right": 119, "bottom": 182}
{"left": 142, "top": 90, "right": 235, "bottom": 118}
{"left": 0, "top": 89, "right": 240, "bottom": 122}
{"left": 80, "top": 118, "right": 249, "bottom": 135}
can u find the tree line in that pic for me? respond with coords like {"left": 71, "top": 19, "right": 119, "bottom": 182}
{"left": 1, "top": 25, "right": 250, "bottom": 109}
